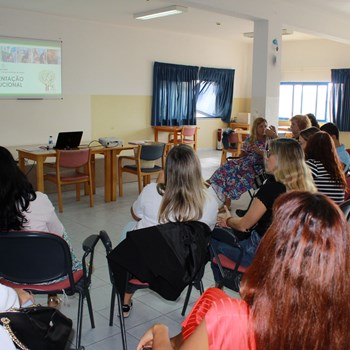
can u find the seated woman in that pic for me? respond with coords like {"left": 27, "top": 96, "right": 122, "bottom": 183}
{"left": 298, "top": 126, "right": 319, "bottom": 150}
{"left": 0, "top": 146, "right": 81, "bottom": 308}
{"left": 211, "top": 138, "right": 316, "bottom": 278}
{"left": 290, "top": 114, "right": 311, "bottom": 139}
{"left": 137, "top": 191, "right": 350, "bottom": 350}
{"left": 209, "top": 117, "right": 268, "bottom": 207}
{"left": 304, "top": 131, "right": 346, "bottom": 204}
{"left": 121, "top": 145, "right": 218, "bottom": 316}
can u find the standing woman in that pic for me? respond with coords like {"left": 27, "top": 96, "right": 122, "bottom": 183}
{"left": 0, "top": 146, "right": 81, "bottom": 308}
{"left": 211, "top": 138, "right": 316, "bottom": 274}
{"left": 209, "top": 117, "right": 268, "bottom": 207}
{"left": 304, "top": 131, "right": 346, "bottom": 204}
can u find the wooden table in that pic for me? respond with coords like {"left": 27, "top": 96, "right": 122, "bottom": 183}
{"left": 17, "top": 145, "right": 136, "bottom": 202}
{"left": 153, "top": 126, "right": 183, "bottom": 144}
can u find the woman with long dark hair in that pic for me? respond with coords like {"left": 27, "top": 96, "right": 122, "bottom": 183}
{"left": 0, "top": 146, "right": 81, "bottom": 308}
{"left": 137, "top": 191, "right": 350, "bottom": 349}
{"left": 304, "top": 131, "right": 346, "bottom": 203}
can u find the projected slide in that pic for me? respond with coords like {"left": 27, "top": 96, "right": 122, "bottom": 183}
{"left": 0, "top": 37, "right": 62, "bottom": 99}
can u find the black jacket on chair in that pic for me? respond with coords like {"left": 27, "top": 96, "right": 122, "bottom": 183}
{"left": 107, "top": 221, "right": 211, "bottom": 301}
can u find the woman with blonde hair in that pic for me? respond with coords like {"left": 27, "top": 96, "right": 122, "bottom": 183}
{"left": 209, "top": 117, "right": 268, "bottom": 207}
{"left": 290, "top": 114, "right": 311, "bottom": 139}
{"left": 121, "top": 144, "right": 218, "bottom": 316}
{"left": 137, "top": 191, "right": 350, "bottom": 350}
{"left": 211, "top": 138, "right": 316, "bottom": 272}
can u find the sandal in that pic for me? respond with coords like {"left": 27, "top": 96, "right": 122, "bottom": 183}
{"left": 122, "top": 301, "right": 133, "bottom": 318}
{"left": 47, "top": 295, "right": 62, "bottom": 309}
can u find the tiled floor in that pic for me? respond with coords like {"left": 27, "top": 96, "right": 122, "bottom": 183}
{"left": 40, "top": 149, "right": 249, "bottom": 349}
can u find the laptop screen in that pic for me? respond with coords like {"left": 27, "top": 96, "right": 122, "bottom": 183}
{"left": 54, "top": 131, "right": 83, "bottom": 150}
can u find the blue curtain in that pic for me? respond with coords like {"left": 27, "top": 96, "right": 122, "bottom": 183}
{"left": 198, "top": 67, "right": 234, "bottom": 123}
{"left": 151, "top": 62, "right": 199, "bottom": 126}
{"left": 151, "top": 62, "right": 235, "bottom": 126}
{"left": 331, "top": 69, "right": 350, "bottom": 131}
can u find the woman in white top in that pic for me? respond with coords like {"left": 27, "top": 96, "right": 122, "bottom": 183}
{"left": 122, "top": 144, "right": 218, "bottom": 316}
{"left": 0, "top": 146, "right": 81, "bottom": 307}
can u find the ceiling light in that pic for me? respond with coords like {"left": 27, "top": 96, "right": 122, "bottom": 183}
{"left": 134, "top": 5, "right": 187, "bottom": 20}
{"left": 243, "top": 28, "right": 294, "bottom": 38}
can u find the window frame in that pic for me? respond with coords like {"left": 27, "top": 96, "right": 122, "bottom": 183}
{"left": 279, "top": 81, "right": 330, "bottom": 122}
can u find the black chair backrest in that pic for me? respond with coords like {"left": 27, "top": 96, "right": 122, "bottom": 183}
{"left": 140, "top": 143, "right": 165, "bottom": 161}
{"left": 0, "top": 231, "right": 75, "bottom": 288}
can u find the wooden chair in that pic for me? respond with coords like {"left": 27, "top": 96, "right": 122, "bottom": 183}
{"left": 220, "top": 129, "right": 243, "bottom": 165}
{"left": 168, "top": 126, "right": 198, "bottom": 150}
{"left": 118, "top": 143, "right": 166, "bottom": 196}
{"left": 44, "top": 148, "right": 94, "bottom": 212}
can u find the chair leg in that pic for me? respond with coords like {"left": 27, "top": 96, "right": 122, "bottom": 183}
{"left": 117, "top": 290, "right": 128, "bottom": 350}
{"left": 75, "top": 292, "right": 84, "bottom": 349}
{"left": 57, "top": 184, "right": 63, "bottom": 213}
{"left": 181, "top": 284, "right": 193, "bottom": 316}
{"left": 88, "top": 180, "right": 94, "bottom": 208}
{"left": 220, "top": 150, "right": 227, "bottom": 166}
{"left": 137, "top": 173, "right": 142, "bottom": 193}
{"left": 109, "top": 286, "right": 116, "bottom": 326}
{"left": 76, "top": 183, "right": 81, "bottom": 201}
{"left": 85, "top": 288, "right": 95, "bottom": 329}
{"left": 118, "top": 168, "right": 124, "bottom": 197}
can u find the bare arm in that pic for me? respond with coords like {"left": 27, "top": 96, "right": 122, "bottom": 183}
{"left": 137, "top": 324, "right": 174, "bottom": 350}
{"left": 137, "top": 321, "right": 209, "bottom": 350}
{"left": 130, "top": 206, "right": 141, "bottom": 221}
{"left": 217, "top": 197, "right": 267, "bottom": 232}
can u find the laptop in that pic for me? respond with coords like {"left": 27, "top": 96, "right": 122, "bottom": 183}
{"left": 54, "top": 131, "right": 83, "bottom": 150}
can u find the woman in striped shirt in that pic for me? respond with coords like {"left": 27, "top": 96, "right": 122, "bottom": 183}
{"left": 304, "top": 131, "right": 346, "bottom": 203}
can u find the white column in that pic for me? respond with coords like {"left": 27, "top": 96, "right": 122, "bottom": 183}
{"left": 251, "top": 19, "right": 282, "bottom": 127}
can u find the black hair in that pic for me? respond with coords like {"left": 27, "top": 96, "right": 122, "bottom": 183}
{"left": 320, "top": 122, "right": 339, "bottom": 140}
{"left": 0, "top": 146, "right": 36, "bottom": 230}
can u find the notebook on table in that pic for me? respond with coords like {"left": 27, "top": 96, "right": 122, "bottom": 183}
{"left": 54, "top": 131, "right": 83, "bottom": 150}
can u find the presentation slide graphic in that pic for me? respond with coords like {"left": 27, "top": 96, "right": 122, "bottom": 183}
{"left": 0, "top": 37, "right": 62, "bottom": 98}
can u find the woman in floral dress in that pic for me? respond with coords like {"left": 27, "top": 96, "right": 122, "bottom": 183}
{"left": 209, "top": 117, "right": 268, "bottom": 206}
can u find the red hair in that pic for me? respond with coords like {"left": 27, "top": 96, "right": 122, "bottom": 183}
{"left": 240, "top": 191, "right": 350, "bottom": 349}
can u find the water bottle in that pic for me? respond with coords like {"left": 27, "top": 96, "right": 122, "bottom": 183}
{"left": 48, "top": 135, "right": 54, "bottom": 150}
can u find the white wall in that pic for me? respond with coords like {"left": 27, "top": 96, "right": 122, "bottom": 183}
{"left": 0, "top": 7, "right": 250, "bottom": 147}
{"left": 281, "top": 39, "right": 350, "bottom": 81}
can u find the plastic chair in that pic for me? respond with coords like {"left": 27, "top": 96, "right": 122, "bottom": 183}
{"left": 168, "top": 126, "right": 198, "bottom": 150}
{"left": 118, "top": 143, "right": 165, "bottom": 196}
{"left": 0, "top": 231, "right": 100, "bottom": 349}
{"left": 220, "top": 128, "right": 243, "bottom": 165}
{"left": 210, "top": 229, "right": 248, "bottom": 292}
{"left": 44, "top": 148, "right": 94, "bottom": 212}
{"left": 102, "top": 223, "right": 210, "bottom": 348}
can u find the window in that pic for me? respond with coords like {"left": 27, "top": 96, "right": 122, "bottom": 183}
{"left": 279, "top": 82, "right": 330, "bottom": 122}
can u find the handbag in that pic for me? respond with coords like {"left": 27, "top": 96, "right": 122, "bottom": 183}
{"left": 0, "top": 304, "right": 72, "bottom": 350}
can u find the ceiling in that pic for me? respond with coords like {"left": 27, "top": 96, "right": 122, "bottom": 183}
{"left": 0, "top": 0, "right": 348, "bottom": 43}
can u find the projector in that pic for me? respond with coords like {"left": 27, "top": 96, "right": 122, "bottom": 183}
{"left": 99, "top": 137, "right": 123, "bottom": 148}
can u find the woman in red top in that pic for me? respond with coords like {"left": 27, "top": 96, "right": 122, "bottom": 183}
{"left": 137, "top": 191, "right": 350, "bottom": 350}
